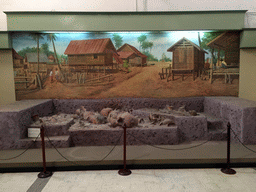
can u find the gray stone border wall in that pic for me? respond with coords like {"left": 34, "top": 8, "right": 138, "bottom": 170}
{"left": 0, "top": 100, "right": 54, "bottom": 149}
{"left": 204, "top": 97, "right": 256, "bottom": 144}
{"left": 1, "top": 96, "right": 256, "bottom": 149}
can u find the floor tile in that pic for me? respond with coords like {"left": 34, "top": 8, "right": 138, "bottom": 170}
{"left": 0, "top": 172, "right": 38, "bottom": 192}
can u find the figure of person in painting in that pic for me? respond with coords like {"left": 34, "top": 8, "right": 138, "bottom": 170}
{"left": 55, "top": 68, "right": 59, "bottom": 82}
{"left": 49, "top": 68, "right": 53, "bottom": 83}
{"left": 220, "top": 59, "right": 228, "bottom": 69}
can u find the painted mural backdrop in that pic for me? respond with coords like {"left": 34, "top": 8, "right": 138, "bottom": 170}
{"left": 11, "top": 31, "right": 240, "bottom": 100}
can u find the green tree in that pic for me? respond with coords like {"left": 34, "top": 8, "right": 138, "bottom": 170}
{"left": 137, "top": 34, "right": 147, "bottom": 50}
{"left": 18, "top": 47, "right": 37, "bottom": 58}
{"left": 112, "top": 34, "right": 123, "bottom": 49}
{"left": 201, "top": 31, "right": 223, "bottom": 66}
{"left": 40, "top": 42, "right": 54, "bottom": 56}
{"left": 148, "top": 42, "right": 153, "bottom": 53}
{"left": 161, "top": 53, "right": 172, "bottom": 62}
{"left": 138, "top": 35, "right": 154, "bottom": 53}
{"left": 143, "top": 51, "right": 158, "bottom": 61}
{"left": 60, "top": 54, "right": 68, "bottom": 64}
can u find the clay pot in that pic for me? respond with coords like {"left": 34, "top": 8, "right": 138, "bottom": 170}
{"left": 100, "top": 108, "right": 113, "bottom": 117}
{"left": 88, "top": 113, "right": 107, "bottom": 124}
{"left": 82, "top": 111, "right": 94, "bottom": 120}
{"left": 107, "top": 110, "right": 120, "bottom": 127}
{"left": 117, "top": 112, "right": 138, "bottom": 128}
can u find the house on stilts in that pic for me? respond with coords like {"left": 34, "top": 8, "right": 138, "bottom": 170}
{"left": 207, "top": 31, "right": 240, "bottom": 68}
{"left": 117, "top": 43, "right": 147, "bottom": 67}
{"left": 167, "top": 37, "right": 207, "bottom": 81}
{"left": 64, "top": 38, "right": 123, "bottom": 74}
{"left": 206, "top": 31, "right": 240, "bottom": 84}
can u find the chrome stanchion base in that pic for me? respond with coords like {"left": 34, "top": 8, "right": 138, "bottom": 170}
{"left": 221, "top": 168, "right": 236, "bottom": 175}
{"left": 118, "top": 169, "right": 132, "bottom": 176}
{"left": 38, "top": 171, "right": 53, "bottom": 178}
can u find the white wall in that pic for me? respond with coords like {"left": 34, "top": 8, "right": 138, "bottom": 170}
{"left": 239, "top": 49, "right": 256, "bottom": 101}
{"left": 0, "top": 49, "right": 16, "bottom": 105}
{"left": 1, "top": 0, "right": 256, "bottom": 31}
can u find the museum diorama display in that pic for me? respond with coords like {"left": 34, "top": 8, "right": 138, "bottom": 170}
{"left": 1, "top": 11, "right": 256, "bottom": 170}
{"left": 11, "top": 31, "right": 240, "bottom": 100}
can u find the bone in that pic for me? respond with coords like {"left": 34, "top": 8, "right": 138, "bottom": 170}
{"left": 159, "top": 119, "right": 175, "bottom": 126}
{"left": 178, "top": 105, "right": 186, "bottom": 112}
{"left": 189, "top": 110, "right": 197, "bottom": 116}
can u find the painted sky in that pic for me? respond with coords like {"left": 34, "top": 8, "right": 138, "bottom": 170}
{"left": 12, "top": 31, "right": 208, "bottom": 60}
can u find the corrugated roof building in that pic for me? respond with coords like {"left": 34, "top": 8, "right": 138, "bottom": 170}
{"left": 64, "top": 38, "right": 122, "bottom": 66}
{"left": 117, "top": 43, "right": 147, "bottom": 66}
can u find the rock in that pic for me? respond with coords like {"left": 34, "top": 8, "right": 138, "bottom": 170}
{"left": 100, "top": 108, "right": 113, "bottom": 117}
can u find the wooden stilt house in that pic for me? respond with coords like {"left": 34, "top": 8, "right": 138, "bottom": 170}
{"left": 64, "top": 38, "right": 123, "bottom": 73}
{"left": 117, "top": 43, "right": 147, "bottom": 66}
{"left": 167, "top": 37, "right": 207, "bottom": 76}
{"left": 206, "top": 31, "right": 240, "bottom": 67}
{"left": 206, "top": 31, "right": 240, "bottom": 84}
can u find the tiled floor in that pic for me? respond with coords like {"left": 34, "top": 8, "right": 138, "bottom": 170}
{"left": 1, "top": 168, "right": 256, "bottom": 192}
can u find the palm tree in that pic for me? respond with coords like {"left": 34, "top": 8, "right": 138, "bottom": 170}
{"left": 45, "top": 34, "right": 62, "bottom": 72}
{"left": 29, "top": 33, "right": 44, "bottom": 75}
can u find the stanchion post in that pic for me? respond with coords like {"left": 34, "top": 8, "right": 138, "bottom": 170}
{"left": 38, "top": 123, "right": 52, "bottom": 178}
{"left": 118, "top": 124, "right": 132, "bottom": 176}
{"left": 221, "top": 122, "right": 236, "bottom": 175}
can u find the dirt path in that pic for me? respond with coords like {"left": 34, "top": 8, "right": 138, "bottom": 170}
{"left": 16, "top": 66, "right": 238, "bottom": 100}
{"left": 98, "top": 66, "right": 238, "bottom": 98}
